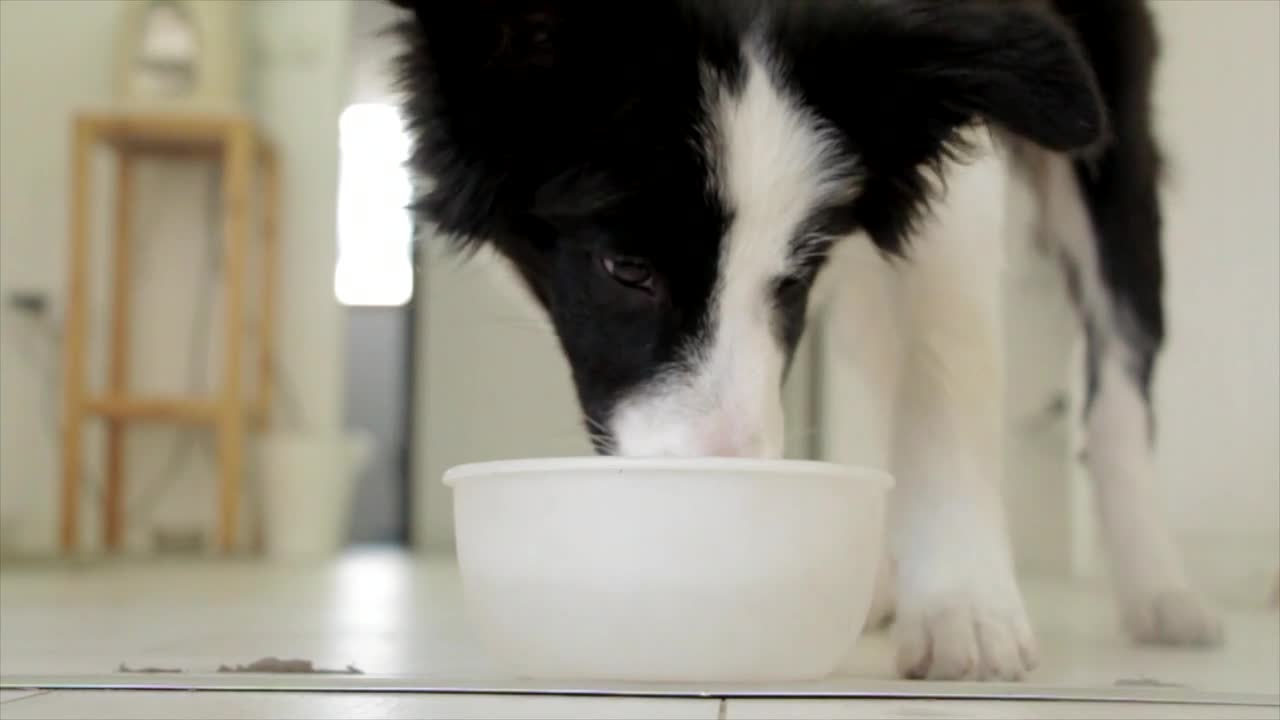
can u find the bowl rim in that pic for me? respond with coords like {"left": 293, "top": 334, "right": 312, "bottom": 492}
{"left": 443, "top": 456, "right": 894, "bottom": 489}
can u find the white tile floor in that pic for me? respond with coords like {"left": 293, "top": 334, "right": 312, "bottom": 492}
{"left": 3, "top": 692, "right": 1278, "bottom": 720}
{"left": 1, "top": 549, "right": 1276, "bottom": 719}
{"left": 0, "top": 690, "right": 722, "bottom": 720}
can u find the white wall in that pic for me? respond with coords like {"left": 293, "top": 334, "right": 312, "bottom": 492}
{"left": 1, "top": 0, "right": 116, "bottom": 554}
{"left": 1150, "top": 0, "right": 1279, "bottom": 532}
{"left": 0, "top": 0, "right": 352, "bottom": 556}
{"left": 248, "top": 0, "right": 351, "bottom": 439}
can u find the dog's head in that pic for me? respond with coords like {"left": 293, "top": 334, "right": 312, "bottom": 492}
{"left": 392, "top": 0, "right": 1103, "bottom": 457}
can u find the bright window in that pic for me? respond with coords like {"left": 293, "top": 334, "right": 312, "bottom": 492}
{"left": 335, "top": 103, "right": 414, "bottom": 307}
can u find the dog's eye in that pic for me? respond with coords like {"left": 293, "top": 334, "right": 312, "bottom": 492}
{"left": 601, "top": 255, "right": 654, "bottom": 292}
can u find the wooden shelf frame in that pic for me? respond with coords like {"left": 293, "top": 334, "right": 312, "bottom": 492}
{"left": 60, "top": 111, "right": 279, "bottom": 555}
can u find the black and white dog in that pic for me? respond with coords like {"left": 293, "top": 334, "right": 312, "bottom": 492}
{"left": 389, "top": 0, "right": 1221, "bottom": 680}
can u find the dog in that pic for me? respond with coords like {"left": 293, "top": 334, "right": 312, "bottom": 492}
{"left": 387, "top": 0, "right": 1222, "bottom": 680}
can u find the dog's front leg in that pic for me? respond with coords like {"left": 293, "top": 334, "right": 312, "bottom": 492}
{"left": 887, "top": 150, "right": 1036, "bottom": 681}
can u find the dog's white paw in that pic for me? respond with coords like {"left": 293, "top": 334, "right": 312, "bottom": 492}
{"left": 1122, "top": 588, "right": 1223, "bottom": 647}
{"left": 895, "top": 596, "right": 1038, "bottom": 680}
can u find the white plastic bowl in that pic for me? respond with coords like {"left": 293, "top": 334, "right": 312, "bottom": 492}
{"left": 444, "top": 457, "right": 893, "bottom": 682}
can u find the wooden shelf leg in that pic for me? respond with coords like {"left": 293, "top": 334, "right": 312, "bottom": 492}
{"left": 218, "top": 124, "right": 253, "bottom": 553}
{"left": 60, "top": 120, "right": 94, "bottom": 554}
{"left": 258, "top": 147, "right": 279, "bottom": 425}
{"left": 104, "top": 150, "right": 136, "bottom": 552}
{"left": 249, "top": 147, "right": 279, "bottom": 556}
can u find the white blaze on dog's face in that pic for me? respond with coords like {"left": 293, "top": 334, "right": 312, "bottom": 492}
{"left": 395, "top": 0, "right": 1106, "bottom": 458}
{"left": 609, "top": 53, "right": 857, "bottom": 458}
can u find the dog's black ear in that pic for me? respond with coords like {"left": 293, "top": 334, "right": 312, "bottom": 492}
{"left": 394, "top": 1, "right": 657, "bottom": 253}
{"left": 775, "top": 0, "right": 1106, "bottom": 253}
{"left": 781, "top": 0, "right": 1106, "bottom": 151}
{"left": 393, "top": 1, "right": 565, "bottom": 251}
{"left": 891, "top": 0, "right": 1106, "bottom": 152}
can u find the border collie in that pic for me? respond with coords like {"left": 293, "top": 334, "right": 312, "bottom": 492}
{"left": 388, "top": 0, "right": 1222, "bottom": 680}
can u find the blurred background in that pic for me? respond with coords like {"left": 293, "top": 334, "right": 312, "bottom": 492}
{"left": 0, "top": 0, "right": 1275, "bottom": 652}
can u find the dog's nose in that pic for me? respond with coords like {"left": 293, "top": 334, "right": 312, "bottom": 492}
{"left": 609, "top": 402, "right": 786, "bottom": 459}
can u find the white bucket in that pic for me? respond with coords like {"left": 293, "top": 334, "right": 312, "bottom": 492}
{"left": 260, "top": 430, "right": 373, "bottom": 560}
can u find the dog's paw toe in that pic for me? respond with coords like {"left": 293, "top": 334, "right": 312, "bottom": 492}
{"left": 1124, "top": 589, "right": 1223, "bottom": 647}
{"left": 895, "top": 602, "right": 1037, "bottom": 681}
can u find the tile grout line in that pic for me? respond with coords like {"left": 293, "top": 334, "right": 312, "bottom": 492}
{"left": 0, "top": 689, "right": 51, "bottom": 706}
